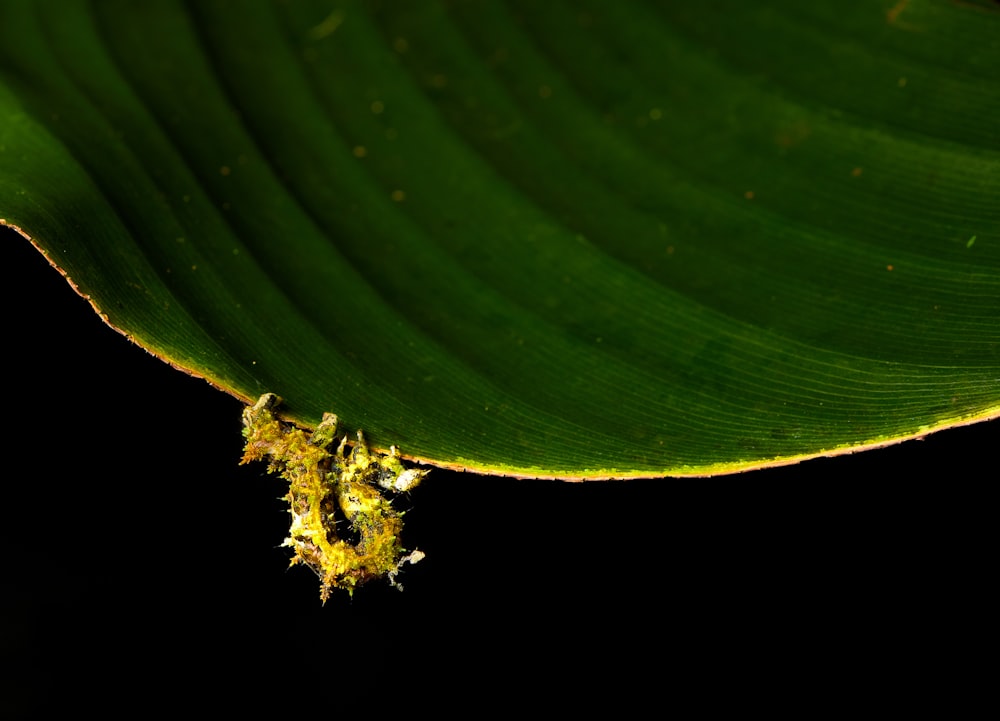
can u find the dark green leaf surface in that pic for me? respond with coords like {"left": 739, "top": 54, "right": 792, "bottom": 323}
{"left": 1, "top": 1, "right": 997, "bottom": 477}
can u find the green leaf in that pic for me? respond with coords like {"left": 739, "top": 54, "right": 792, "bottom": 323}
{"left": 1, "top": 0, "right": 997, "bottom": 477}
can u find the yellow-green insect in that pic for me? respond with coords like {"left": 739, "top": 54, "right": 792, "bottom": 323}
{"left": 241, "top": 393, "right": 427, "bottom": 601}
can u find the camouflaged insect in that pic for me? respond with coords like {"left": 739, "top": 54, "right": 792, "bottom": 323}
{"left": 241, "top": 393, "right": 427, "bottom": 601}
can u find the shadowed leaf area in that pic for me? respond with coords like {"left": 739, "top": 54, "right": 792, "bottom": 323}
{"left": 0, "top": 0, "right": 997, "bottom": 477}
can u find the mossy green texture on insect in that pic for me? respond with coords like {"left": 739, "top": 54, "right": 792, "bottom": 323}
{"left": 241, "top": 393, "right": 427, "bottom": 601}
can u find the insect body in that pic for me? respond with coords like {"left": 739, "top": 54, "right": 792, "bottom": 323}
{"left": 241, "top": 393, "right": 427, "bottom": 600}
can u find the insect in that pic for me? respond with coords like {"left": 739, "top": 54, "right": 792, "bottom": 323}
{"left": 241, "top": 393, "right": 427, "bottom": 601}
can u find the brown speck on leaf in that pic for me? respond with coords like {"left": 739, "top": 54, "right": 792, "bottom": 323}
{"left": 887, "top": 0, "right": 911, "bottom": 23}
{"left": 886, "top": 0, "right": 922, "bottom": 29}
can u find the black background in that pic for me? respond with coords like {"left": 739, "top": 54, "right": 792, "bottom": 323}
{"left": 2, "top": 224, "right": 993, "bottom": 712}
